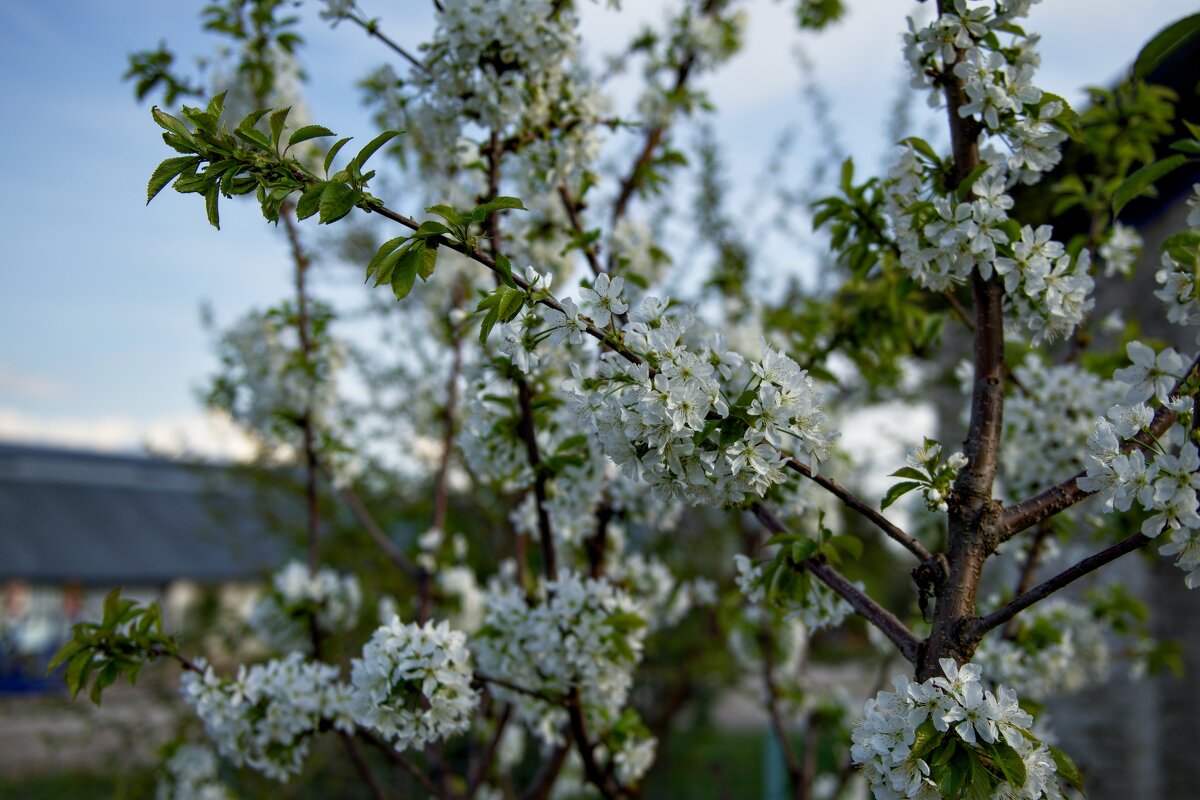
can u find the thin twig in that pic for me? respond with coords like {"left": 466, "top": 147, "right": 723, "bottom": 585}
{"left": 784, "top": 459, "right": 930, "bottom": 561}
{"left": 341, "top": 732, "right": 392, "bottom": 800}
{"left": 757, "top": 627, "right": 805, "bottom": 797}
{"left": 348, "top": 14, "right": 429, "bottom": 74}
{"left": 966, "top": 531, "right": 1152, "bottom": 641}
{"left": 320, "top": 464, "right": 419, "bottom": 578}
{"left": 558, "top": 183, "right": 605, "bottom": 277}
{"left": 467, "top": 705, "right": 513, "bottom": 800}
{"left": 363, "top": 732, "right": 448, "bottom": 800}
{"left": 751, "top": 504, "right": 920, "bottom": 664}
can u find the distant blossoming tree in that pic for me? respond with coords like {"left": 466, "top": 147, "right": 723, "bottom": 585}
{"left": 57, "top": 1, "right": 1200, "bottom": 798}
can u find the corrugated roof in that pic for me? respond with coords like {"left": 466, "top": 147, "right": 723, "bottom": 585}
{"left": 0, "top": 444, "right": 288, "bottom": 584}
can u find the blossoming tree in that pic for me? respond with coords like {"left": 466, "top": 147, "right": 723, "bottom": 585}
{"left": 54, "top": 0, "right": 1200, "bottom": 798}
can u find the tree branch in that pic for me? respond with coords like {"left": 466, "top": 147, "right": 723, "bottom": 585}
{"left": 320, "top": 463, "right": 420, "bottom": 579}
{"left": 999, "top": 352, "right": 1200, "bottom": 540}
{"left": 757, "top": 627, "right": 805, "bottom": 798}
{"left": 362, "top": 732, "right": 448, "bottom": 800}
{"left": 341, "top": 732, "right": 393, "bottom": 800}
{"left": 466, "top": 705, "right": 513, "bottom": 800}
{"left": 784, "top": 459, "right": 931, "bottom": 561}
{"left": 966, "top": 531, "right": 1152, "bottom": 641}
{"left": 751, "top": 504, "right": 920, "bottom": 664}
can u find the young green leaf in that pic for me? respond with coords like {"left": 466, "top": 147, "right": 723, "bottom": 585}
{"left": 205, "top": 184, "right": 221, "bottom": 229}
{"left": 146, "top": 156, "right": 201, "bottom": 204}
{"left": 289, "top": 124, "right": 337, "bottom": 149}
{"left": 268, "top": 107, "right": 291, "bottom": 150}
{"left": 367, "top": 237, "right": 407, "bottom": 285}
{"left": 391, "top": 244, "right": 424, "bottom": 299}
{"left": 470, "top": 195, "right": 527, "bottom": 222}
{"left": 418, "top": 243, "right": 438, "bottom": 281}
{"left": 881, "top": 481, "right": 922, "bottom": 510}
{"left": 318, "top": 182, "right": 359, "bottom": 224}
{"left": 349, "top": 130, "right": 401, "bottom": 174}
{"left": 324, "top": 137, "right": 352, "bottom": 175}
{"left": 1112, "top": 154, "right": 1190, "bottom": 217}
{"left": 1049, "top": 745, "right": 1086, "bottom": 793}
{"left": 295, "top": 183, "right": 325, "bottom": 221}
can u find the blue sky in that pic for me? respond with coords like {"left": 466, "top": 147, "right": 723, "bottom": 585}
{"left": 0, "top": 0, "right": 1188, "bottom": 456}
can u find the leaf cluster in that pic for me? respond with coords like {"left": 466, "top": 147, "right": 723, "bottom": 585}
{"left": 146, "top": 92, "right": 399, "bottom": 229}
{"left": 47, "top": 588, "right": 175, "bottom": 705}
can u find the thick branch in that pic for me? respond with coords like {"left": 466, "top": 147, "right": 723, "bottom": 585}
{"left": 784, "top": 459, "right": 931, "bottom": 561}
{"left": 966, "top": 531, "right": 1152, "bottom": 641}
{"left": 751, "top": 504, "right": 920, "bottom": 664}
{"left": 1000, "top": 353, "right": 1200, "bottom": 540}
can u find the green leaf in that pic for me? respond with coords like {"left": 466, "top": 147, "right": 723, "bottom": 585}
{"left": 295, "top": 183, "right": 325, "bottom": 221}
{"left": 828, "top": 534, "right": 863, "bottom": 561}
{"left": 65, "top": 650, "right": 91, "bottom": 698}
{"left": 268, "top": 107, "right": 291, "bottom": 150}
{"left": 909, "top": 720, "right": 942, "bottom": 762}
{"left": 367, "top": 237, "right": 407, "bottom": 285}
{"left": 391, "top": 244, "right": 423, "bottom": 300}
{"left": 101, "top": 588, "right": 123, "bottom": 628}
{"left": 470, "top": 195, "right": 527, "bottom": 222}
{"left": 47, "top": 639, "right": 87, "bottom": 674}
{"left": 1049, "top": 745, "right": 1086, "bottom": 793}
{"left": 1134, "top": 13, "right": 1200, "bottom": 80}
{"left": 146, "top": 156, "right": 201, "bottom": 204}
{"left": 494, "top": 252, "right": 517, "bottom": 288}
{"left": 205, "top": 184, "right": 221, "bottom": 229}
{"left": 790, "top": 539, "right": 819, "bottom": 563}
{"left": 318, "top": 182, "right": 359, "bottom": 224}
{"left": 415, "top": 220, "right": 450, "bottom": 237}
{"left": 1112, "top": 154, "right": 1190, "bottom": 217}
{"left": 289, "top": 124, "right": 337, "bottom": 149}
{"left": 936, "top": 745, "right": 970, "bottom": 798}
{"left": 427, "top": 204, "right": 467, "bottom": 229}
{"left": 880, "top": 481, "right": 922, "bottom": 510}
{"left": 967, "top": 755, "right": 998, "bottom": 800}
{"left": 349, "top": 130, "right": 401, "bottom": 174}
{"left": 150, "top": 107, "right": 193, "bottom": 142}
{"left": 1170, "top": 139, "right": 1200, "bottom": 155}
{"left": 418, "top": 243, "right": 438, "bottom": 281}
{"left": 324, "top": 137, "right": 352, "bottom": 174}
{"left": 988, "top": 742, "right": 1027, "bottom": 790}
{"left": 889, "top": 466, "right": 929, "bottom": 482}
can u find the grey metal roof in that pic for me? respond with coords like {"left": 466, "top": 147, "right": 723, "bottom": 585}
{"left": 0, "top": 443, "right": 288, "bottom": 584}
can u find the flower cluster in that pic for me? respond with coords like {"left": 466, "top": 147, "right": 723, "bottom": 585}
{"left": 473, "top": 571, "right": 649, "bottom": 747}
{"left": 1099, "top": 223, "right": 1142, "bottom": 278}
{"left": 249, "top": 560, "right": 362, "bottom": 652}
{"left": 207, "top": 302, "right": 345, "bottom": 449}
{"left": 883, "top": 151, "right": 1092, "bottom": 343}
{"left": 1154, "top": 192, "right": 1200, "bottom": 333}
{"left": 999, "top": 356, "right": 1126, "bottom": 500}
{"left": 405, "top": 0, "right": 604, "bottom": 186}
{"left": 349, "top": 617, "right": 479, "bottom": 751}
{"left": 568, "top": 299, "right": 833, "bottom": 506}
{"left": 973, "top": 599, "right": 1111, "bottom": 699}
{"left": 1078, "top": 341, "right": 1200, "bottom": 586}
{"left": 851, "top": 659, "right": 1062, "bottom": 800}
{"left": 156, "top": 744, "right": 235, "bottom": 800}
{"left": 181, "top": 653, "right": 353, "bottom": 781}
{"left": 903, "top": 0, "right": 1067, "bottom": 182}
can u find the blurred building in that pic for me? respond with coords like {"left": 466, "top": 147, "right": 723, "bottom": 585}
{"left": 0, "top": 443, "right": 283, "bottom": 692}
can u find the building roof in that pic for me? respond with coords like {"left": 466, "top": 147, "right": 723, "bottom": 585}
{"left": 0, "top": 443, "right": 288, "bottom": 584}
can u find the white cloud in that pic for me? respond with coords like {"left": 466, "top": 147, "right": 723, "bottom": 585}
{"left": 0, "top": 365, "right": 69, "bottom": 402}
{"left": 0, "top": 407, "right": 258, "bottom": 462}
